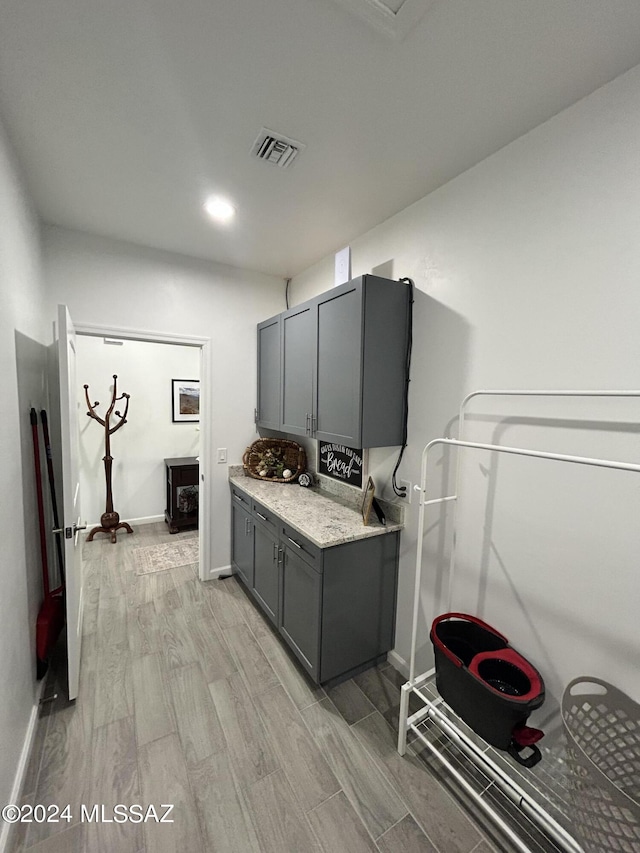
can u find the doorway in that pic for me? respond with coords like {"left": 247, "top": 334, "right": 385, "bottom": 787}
{"left": 74, "top": 322, "right": 212, "bottom": 583}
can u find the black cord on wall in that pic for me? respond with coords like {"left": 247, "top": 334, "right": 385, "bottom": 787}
{"left": 285, "top": 278, "right": 291, "bottom": 309}
{"left": 391, "top": 276, "right": 414, "bottom": 498}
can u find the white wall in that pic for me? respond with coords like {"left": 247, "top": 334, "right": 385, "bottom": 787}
{"left": 76, "top": 336, "right": 200, "bottom": 525}
{"left": 0, "top": 117, "right": 47, "bottom": 843}
{"left": 291, "top": 64, "right": 640, "bottom": 717}
{"left": 43, "top": 227, "right": 285, "bottom": 570}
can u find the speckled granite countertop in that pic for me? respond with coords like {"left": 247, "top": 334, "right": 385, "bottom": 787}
{"left": 229, "top": 472, "right": 403, "bottom": 549}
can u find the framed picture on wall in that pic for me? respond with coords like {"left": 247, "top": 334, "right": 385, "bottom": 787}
{"left": 172, "top": 379, "right": 200, "bottom": 422}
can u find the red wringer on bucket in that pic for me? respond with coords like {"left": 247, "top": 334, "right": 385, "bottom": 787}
{"left": 430, "top": 613, "right": 546, "bottom": 767}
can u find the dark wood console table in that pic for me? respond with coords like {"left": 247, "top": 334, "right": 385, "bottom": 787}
{"left": 164, "top": 457, "right": 199, "bottom": 533}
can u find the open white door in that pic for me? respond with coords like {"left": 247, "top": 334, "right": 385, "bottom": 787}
{"left": 57, "top": 305, "right": 84, "bottom": 700}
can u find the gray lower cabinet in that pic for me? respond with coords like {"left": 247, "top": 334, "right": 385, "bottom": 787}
{"left": 230, "top": 489, "right": 254, "bottom": 588}
{"left": 230, "top": 485, "right": 399, "bottom": 685}
{"left": 280, "top": 545, "right": 322, "bottom": 680}
{"left": 252, "top": 518, "right": 279, "bottom": 624}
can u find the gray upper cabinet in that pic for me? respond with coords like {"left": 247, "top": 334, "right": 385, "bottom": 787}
{"left": 256, "top": 315, "right": 281, "bottom": 430}
{"left": 316, "top": 275, "right": 411, "bottom": 448}
{"left": 280, "top": 302, "right": 314, "bottom": 436}
{"left": 258, "top": 275, "right": 410, "bottom": 448}
{"left": 314, "top": 281, "right": 363, "bottom": 446}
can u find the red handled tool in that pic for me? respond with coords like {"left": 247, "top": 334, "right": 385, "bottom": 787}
{"left": 31, "top": 408, "right": 64, "bottom": 679}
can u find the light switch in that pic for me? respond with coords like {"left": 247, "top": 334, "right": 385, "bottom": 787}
{"left": 217, "top": 448, "right": 227, "bottom": 463}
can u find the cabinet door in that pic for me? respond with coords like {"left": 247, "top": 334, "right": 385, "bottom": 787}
{"left": 253, "top": 520, "right": 280, "bottom": 625}
{"left": 231, "top": 499, "right": 254, "bottom": 588}
{"left": 279, "top": 546, "right": 321, "bottom": 680}
{"left": 257, "top": 316, "right": 281, "bottom": 430}
{"left": 315, "top": 283, "right": 363, "bottom": 446}
{"left": 280, "top": 302, "right": 314, "bottom": 436}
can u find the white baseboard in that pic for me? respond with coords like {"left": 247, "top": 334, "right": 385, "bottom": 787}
{"left": 386, "top": 649, "right": 409, "bottom": 679}
{"left": 203, "top": 564, "right": 233, "bottom": 581}
{"left": 129, "top": 514, "right": 165, "bottom": 526}
{"left": 0, "top": 679, "right": 46, "bottom": 853}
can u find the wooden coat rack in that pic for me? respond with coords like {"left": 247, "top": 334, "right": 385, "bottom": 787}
{"left": 84, "top": 375, "right": 133, "bottom": 543}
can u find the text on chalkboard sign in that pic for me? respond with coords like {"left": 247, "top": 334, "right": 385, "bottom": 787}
{"left": 318, "top": 442, "right": 363, "bottom": 488}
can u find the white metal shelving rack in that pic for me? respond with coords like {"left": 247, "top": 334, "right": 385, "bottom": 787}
{"left": 397, "top": 390, "right": 640, "bottom": 853}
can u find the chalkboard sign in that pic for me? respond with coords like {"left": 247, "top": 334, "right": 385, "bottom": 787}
{"left": 317, "top": 442, "right": 363, "bottom": 488}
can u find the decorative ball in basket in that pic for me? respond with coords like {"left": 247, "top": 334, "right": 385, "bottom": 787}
{"left": 243, "top": 438, "right": 306, "bottom": 483}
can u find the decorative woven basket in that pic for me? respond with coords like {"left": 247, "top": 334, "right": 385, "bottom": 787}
{"left": 242, "top": 438, "right": 306, "bottom": 483}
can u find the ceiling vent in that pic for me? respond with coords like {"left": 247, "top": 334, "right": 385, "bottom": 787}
{"left": 251, "top": 128, "right": 305, "bottom": 168}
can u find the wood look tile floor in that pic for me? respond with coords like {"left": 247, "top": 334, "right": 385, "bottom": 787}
{"left": 13, "top": 522, "right": 559, "bottom": 853}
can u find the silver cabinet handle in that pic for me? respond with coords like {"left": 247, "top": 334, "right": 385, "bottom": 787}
{"left": 287, "top": 536, "right": 302, "bottom": 549}
{"left": 311, "top": 415, "right": 317, "bottom": 435}
{"left": 272, "top": 542, "right": 278, "bottom": 562}
{"left": 278, "top": 548, "right": 283, "bottom": 566}
{"left": 256, "top": 511, "right": 267, "bottom": 521}
{"left": 254, "top": 407, "right": 258, "bottom": 423}
{"left": 305, "top": 412, "right": 310, "bottom": 435}
{"left": 234, "top": 494, "right": 245, "bottom": 503}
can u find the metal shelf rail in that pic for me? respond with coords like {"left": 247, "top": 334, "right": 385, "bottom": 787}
{"left": 397, "top": 390, "right": 640, "bottom": 853}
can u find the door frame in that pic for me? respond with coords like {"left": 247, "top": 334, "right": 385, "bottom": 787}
{"left": 73, "top": 321, "right": 212, "bottom": 582}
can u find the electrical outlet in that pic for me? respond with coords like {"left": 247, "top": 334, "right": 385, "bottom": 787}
{"left": 217, "top": 448, "right": 227, "bottom": 463}
{"left": 399, "top": 479, "right": 411, "bottom": 503}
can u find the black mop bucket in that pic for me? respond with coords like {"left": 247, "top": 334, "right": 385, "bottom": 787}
{"left": 430, "top": 612, "right": 546, "bottom": 767}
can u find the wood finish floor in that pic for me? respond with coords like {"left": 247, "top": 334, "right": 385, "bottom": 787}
{"left": 12, "top": 522, "right": 559, "bottom": 853}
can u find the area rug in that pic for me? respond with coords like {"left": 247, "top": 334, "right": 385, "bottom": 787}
{"left": 134, "top": 539, "right": 199, "bottom": 575}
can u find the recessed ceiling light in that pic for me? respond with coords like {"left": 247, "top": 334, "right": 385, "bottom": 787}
{"left": 204, "top": 196, "right": 236, "bottom": 223}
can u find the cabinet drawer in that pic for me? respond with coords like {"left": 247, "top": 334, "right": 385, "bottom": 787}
{"left": 252, "top": 499, "right": 278, "bottom": 533}
{"left": 230, "top": 485, "right": 251, "bottom": 508}
{"left": 281, "top": 522, "right": 321, "bottom": 571}
{"left": 172, "top": 465, "right": 198, "bottom": 486}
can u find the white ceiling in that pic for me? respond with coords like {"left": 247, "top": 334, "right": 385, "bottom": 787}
{"left": 2, "top": 0, "right": 640, "bottom": 277}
